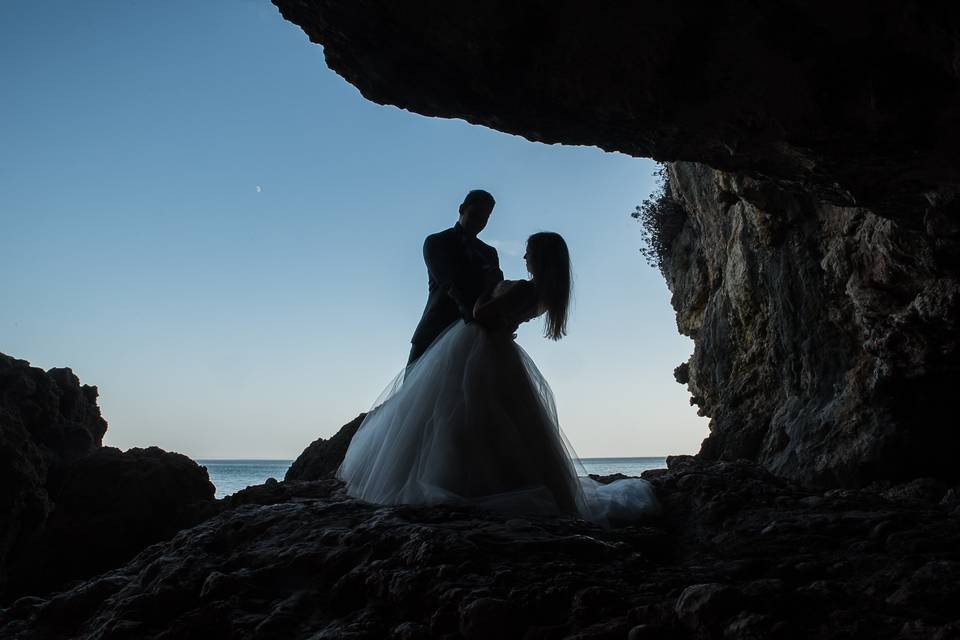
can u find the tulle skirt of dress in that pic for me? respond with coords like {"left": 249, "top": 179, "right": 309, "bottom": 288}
{"left": 336, "top": 320, "right": 660, "bottom": 527}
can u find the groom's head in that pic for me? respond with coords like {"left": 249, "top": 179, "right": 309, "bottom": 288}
{"left": 458, "top": 189, "right": 495, "bottom": 237}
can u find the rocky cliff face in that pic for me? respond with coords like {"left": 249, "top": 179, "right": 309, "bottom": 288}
{"left": 663, "top": 162, "right": 960, "bottom": 487}
{"left": 272, "top": 0, "right": 960, "bottom": 487}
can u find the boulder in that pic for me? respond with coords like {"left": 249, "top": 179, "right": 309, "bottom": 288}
{"left": 5, "top": 446, "right": 216, "bottom": 598}
{"left": 0, "top": 353, "right": 218, "bottom": 602}
{"left": 0, "top": 353, "right": 107, "bottom": 598}
{"left": 285, "top": 413, "right": 366, "bottom": 481}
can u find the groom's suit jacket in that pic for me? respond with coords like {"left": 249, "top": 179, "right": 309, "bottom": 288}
{"left": 409, "top": 222, "right": 503, "bottom": 363}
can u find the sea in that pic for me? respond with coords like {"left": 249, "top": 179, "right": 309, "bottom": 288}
{"left": 197, "top": 457, "right": 668, "bottom": 499}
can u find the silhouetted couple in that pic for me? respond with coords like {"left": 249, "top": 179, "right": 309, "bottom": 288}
{"left": 336, "top": 190, "right": 659, "bottom": 526}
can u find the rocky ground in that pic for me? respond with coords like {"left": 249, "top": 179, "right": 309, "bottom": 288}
{"left": 2, "top": 456, "right": 958, "bottom": 640}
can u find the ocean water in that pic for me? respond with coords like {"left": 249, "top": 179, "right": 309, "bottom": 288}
{"left": 197, "top": 460, "right": 293, "bottom": 499}
{"left": 576, "top": 457, "right": 667, "bottom": 477}
{"left": 198, "top": 457, "right": 668, "bottom": 500}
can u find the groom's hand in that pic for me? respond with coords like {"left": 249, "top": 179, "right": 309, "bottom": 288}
{"left": 481, "top": 266, "right": 504, "bottom": 289}
{"left": 444, "top": 283, "right": 475, "bottom": 324}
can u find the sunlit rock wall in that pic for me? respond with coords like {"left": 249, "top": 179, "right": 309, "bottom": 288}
{"left": 664, "top": 162, "right": 959, "bottom": 487}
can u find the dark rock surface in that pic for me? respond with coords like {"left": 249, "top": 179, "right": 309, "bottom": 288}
{"left": 271, "top": 1, "right": 960, "bottom": 488}
{"left": 663, "top": 161, "right": 960, "bottom": 487}
{"left": 284, "top": 413, "right": 366, "bottom": 481}
{"left": 5, "top": 446, "right": 217, "bottom": 600}
{"left": 3, "top": 457, "right": 958, "bottom": 639}
{"left": 1, "top": 353, "right": 108, "bottom": 597}
{"left": 0, "top": 354, "right": 218, "bottom": 603}
{"left": 272, "top": 0, "right": 960, "bottom": 214}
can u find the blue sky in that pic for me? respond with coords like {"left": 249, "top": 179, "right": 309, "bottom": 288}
{"left": 0, "top": 1, "right": 708, "bottom": 458}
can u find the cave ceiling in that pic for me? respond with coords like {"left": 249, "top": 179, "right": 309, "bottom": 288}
{"left": 274, "top": 0, "right": 960, "bottom": 214}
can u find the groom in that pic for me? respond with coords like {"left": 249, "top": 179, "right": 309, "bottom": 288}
{"left": 408, "top": 189, "right": 503, "bottom": 365}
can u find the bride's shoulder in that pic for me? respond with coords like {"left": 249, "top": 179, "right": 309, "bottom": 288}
{"left": 493, "top": 278, "right": 535, "bottom": 296}
{"left": 494, "top": 278, "right": 533, "bottom": 289}
{"left": 489, "top": 279, "right": 544, "bottom": 322}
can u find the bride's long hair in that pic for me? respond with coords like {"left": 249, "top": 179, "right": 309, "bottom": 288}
{"left": 526, "top": 232, "right": 572, "bottom": 341}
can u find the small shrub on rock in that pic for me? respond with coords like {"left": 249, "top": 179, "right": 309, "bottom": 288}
{"left": 631, "top": 165, "right": 687, "bottom": 273}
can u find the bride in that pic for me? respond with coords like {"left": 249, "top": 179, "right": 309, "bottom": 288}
{"left": 336, "top": 232, "right": 659, "bottom": 526}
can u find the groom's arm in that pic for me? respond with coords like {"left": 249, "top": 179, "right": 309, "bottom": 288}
{"left": 423, "top": 235, "right": 475, "bottom": 321}
{"left": 484, "top": 247, "right": 504, "bottom": 288}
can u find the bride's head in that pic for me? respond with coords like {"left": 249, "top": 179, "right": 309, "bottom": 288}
{"left": 524, "top": 232, "right": 571, "bottom": 341}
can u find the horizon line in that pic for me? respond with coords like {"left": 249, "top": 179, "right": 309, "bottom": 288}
{"left": 193, "top": 455, "right": 675, "bottom": 461}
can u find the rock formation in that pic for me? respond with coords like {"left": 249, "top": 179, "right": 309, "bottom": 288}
{"left": 271, "top": 0, "right": 960, "bottom": 487}
{"left": 284, "top": 413, "right": 366, "bottom": 481}
{"left": 5, "top": 446, "right": 218, "bottom": 600}
{"left": 0, "top": 354, "right": 217, "bottom": 603}
{"left": 1, "top": 353, "right": 107, "bottom": 598}
{"left": 663, "top": 162, "right": 960, "bottom": 487}
{"left": 271, "top": 0, "right": 960, "bottom": 214}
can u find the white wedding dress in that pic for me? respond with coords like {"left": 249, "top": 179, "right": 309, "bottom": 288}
{"left": 336, "top": 280, "right": 660, "bottom": 527}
